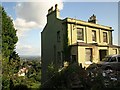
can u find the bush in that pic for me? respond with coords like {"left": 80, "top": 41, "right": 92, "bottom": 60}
{"left": 40, "top": 62, "right": 120, "bottom": 90}
{"left": 13, "top": 84, "right": 30, "bottom": 90}
{"left": 40, "top": 63, "right": 90, "bottom": 90}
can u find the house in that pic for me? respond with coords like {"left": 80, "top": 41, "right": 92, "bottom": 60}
{"left": 18, "top": 67, "right": 28, "bottom": 77}
{"left": 41, "top": 4, "right": 120, "bottom": 83}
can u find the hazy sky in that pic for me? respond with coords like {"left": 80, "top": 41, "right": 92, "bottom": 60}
{"left": 2, "top": 0, "right": 119, "bottom": 56}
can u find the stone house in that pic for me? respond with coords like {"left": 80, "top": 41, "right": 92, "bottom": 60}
{"left": 41, "top": 4, "right": 120, "bottom": 83}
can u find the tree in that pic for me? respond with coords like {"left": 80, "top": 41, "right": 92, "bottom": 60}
{"left": 1, "top": 6, "right": 18, "bottom": 60}
{"left": 1, "top": 6, "right": 20, "bottom": 90}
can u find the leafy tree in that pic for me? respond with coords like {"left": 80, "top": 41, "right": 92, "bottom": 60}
{"left": 1, "top": 6, "right": 20, "bottom": 90}
{"left": 1, "top": 6, "right": 18, "bottom": 60}
{"left": 1, "top": 6, "right": 41, "bottom": 90}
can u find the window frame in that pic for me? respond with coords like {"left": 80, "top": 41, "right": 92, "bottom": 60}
{"left": 103, "top": 32, "right": 108, "bottom": 43}
{"left": 77, "top": 28, "right": 84, "bottom": 41}
{"left": 85, "top": 48, "right": 92, "bottom": 62}
{"left": 92, "top": 30, "right": 96, "bottom": 42}
{"left": 113, "top": 49, "right": 117, "bottom": 54}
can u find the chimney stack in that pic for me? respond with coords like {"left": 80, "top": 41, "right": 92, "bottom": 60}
{"left": 88, "top": 14, "right": 97, "bottom": 24}
{"left": 47, "top": 4, "right": 60, "bottom": 22}
{"left": 48, "top": 6, "right": 53, "bottom": 15}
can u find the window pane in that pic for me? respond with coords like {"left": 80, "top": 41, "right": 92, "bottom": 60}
{"left": 92, "top": 30, "right": 96, "bottom": 41}
{"left": 85, "top": 48, "right": 92, "bottom": 62}
{"left": 77, "top": 28, "right": 84, "bottom": 41}
{"left": 117, "top": 57, "right": 120, "bottom": 62}
{"left": 110, "top": 57, "right": 116, "bottom": 62}
{"left": 103, "top": 32, "right": 107, "bottom": 42}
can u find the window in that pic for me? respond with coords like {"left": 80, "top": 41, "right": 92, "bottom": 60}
{"left": 113, "top": 49, "right": 117, "bottom": 54}
{"left": 57, "top": 31, "right": 60, "bottom": 42}
{"left": 92, "top": 30, "right": 96, "bottom": 42}
{"left": 85, "top": 48, "right": 92, "bottom": 62}
{"left": 117, "top": 57, "right": 120, "bottom": 62}
{"left": 77, "top": 28, "right": 84, "bottom": 41}
{"left": 103, "top": 32, "right": 107, "bottom": 43}
{"left": 72, "top": 55, "right": 76, "bottom": 63}
{"left": 110, "top": 57, "right": 117, "bottom": 62}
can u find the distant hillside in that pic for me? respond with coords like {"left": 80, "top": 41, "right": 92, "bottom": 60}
{"left": 20, "top": 55, "right": 41, "bottom": 61}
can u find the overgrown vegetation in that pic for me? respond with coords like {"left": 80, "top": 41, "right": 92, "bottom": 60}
{"left": 40, "top": 62, "right": 120, "bottom": 90}
{"left": 63, "top": 24, "right": 71, "bottom": 61}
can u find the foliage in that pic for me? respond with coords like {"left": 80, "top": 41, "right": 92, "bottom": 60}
{"left": 41, "top": 63, "right": 88, "bottom": 89}
{"left": 1, "top": 6, "right": 18, "bottom": 59}
{"left": 63, "top": 25, "right": 70, "bottom": 61}
{"left": 1, "top": 6, "right": 41, "bottom": 90}
{"left": 2, "top": 56, "right": 20, "bottom": 90}
{"left": 40, "top": 62, "right": 120, "bottom": 90}
{"left": 1, "top": 6, "right": 20, "bottom": 90}
{"left": 2, "top": 59, "right": 41, "bottom": 90}
{"left": 12, "top": 60, "right": 41, "bottom": 89}
{"left": 12, "top": 84, "right": 29, "bottom": 90}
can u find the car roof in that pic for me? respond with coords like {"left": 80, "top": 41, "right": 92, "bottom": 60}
{"left": 106, "top": 54, "right": 120, "bottom": 57}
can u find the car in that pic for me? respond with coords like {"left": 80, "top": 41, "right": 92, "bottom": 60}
{"left": 97, "top": 54, "right": 120, "bottom": 71}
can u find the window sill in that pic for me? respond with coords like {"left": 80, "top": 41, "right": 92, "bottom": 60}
{"left": 92, "top": 41, "right": 97, "bottom": 43}
{"left": 77, "top": 40, "right": 84, "bottom": 42}
{"left": 85, "top": 61, "right": 92, "bottom": 65}
{"left": 103, "top": 42, "right": 108, "bottom": 43}
{"left": 103, "top": 42, "right": 108, "bottom": 45}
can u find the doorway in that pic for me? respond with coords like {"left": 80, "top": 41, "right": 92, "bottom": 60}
{"left": 72, "top": 55, "right": 76, "bottom": 63}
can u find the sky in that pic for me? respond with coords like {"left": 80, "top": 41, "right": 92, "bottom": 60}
{"left": 1, "top": 0, "right": 119, "bottom": 56}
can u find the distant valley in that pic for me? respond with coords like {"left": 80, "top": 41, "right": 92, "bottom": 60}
{"left": 20, "top": 55, "right": 41, "bottom": 61}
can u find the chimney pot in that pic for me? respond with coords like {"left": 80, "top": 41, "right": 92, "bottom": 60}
{"left": 51, "top": 6, "right": 53, "bottom": 11}
{"left": 55, "top": 4, "right": 58, "bottom": 10}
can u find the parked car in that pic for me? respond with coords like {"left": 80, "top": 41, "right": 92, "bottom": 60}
{"left": 97, "top": 54, "right": 120, "bottom": 71}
